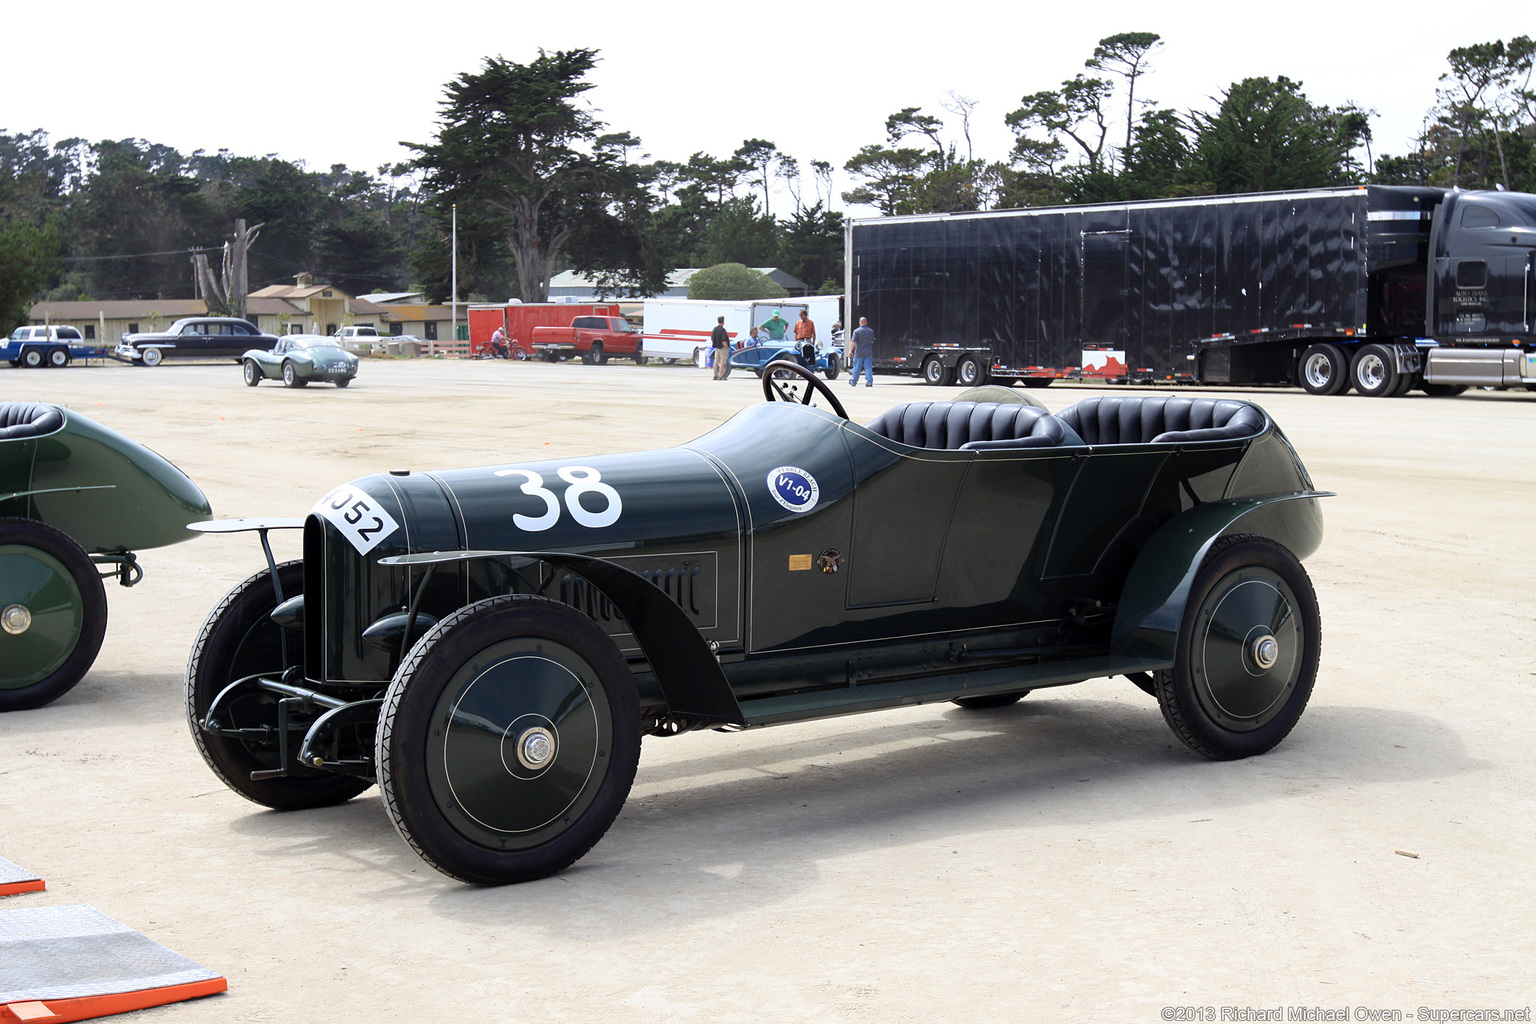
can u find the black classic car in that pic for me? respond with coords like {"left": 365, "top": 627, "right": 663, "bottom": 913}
{"left": 187, "top": 364, "right": 1328, "bottom": 885}
{"left": 116, "top": 318, "right": 280, "bottom": 366}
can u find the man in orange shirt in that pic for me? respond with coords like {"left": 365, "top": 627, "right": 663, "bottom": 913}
{"left": 793, "top": 308, "right": 816, "bottom": 345}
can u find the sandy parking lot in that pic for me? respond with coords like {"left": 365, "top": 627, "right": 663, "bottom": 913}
{"left": 1, "top": 357, "right": 1532, "bottom": 1023}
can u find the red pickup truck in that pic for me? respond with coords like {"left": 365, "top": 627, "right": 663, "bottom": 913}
{"left": 530, "top": 316, "right": 646, "bottom": 365}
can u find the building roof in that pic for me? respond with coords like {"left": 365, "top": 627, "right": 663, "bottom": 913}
{"left": 248, "top": 283, "right": 355, "bottom": 301}
{"left": 30, "top": 299, "right": 208, "bottom": 320}
{"left": 377, "top": 304, "right": 456, "bottom": 321}
{"left": 359, "top": 291, "right": 427, "bottom": 305}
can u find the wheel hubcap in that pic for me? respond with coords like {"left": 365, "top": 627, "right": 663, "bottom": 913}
{"left": 427, "top": 640, "right": 611, "bottom": 848}
{"left": 0, "top": 546, "right": 85, "bottom": 689}
{"left": 1359, "top": 355, "right": 1386, "bottom": 390}
{"left": 1304, "top": 354, "right": 1331, "bottom": 388}
{"left": 1191, "top": 569, "right": 1302, "bottom": 731}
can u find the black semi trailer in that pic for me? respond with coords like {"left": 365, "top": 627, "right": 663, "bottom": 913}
{"left": 845, "top": 185, "right": 1536, "bottom": 396}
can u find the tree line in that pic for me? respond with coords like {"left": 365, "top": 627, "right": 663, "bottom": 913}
{"left": 2, "top": 35, "right": 1531, "bottom": 333}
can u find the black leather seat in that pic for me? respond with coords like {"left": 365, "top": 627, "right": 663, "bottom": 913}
{"left": 1057, "top": 396, "right": 1264, "bottom": 444}
{"left": 864, "top": 401, "right": 1071, "bottom": 450}
{"left": 0, "top": 402, "right": 64, "bottom": 441}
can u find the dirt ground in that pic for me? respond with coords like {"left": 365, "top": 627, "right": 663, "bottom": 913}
{"left": 1, "top": 358, "right": 1532, "bottom": 1023}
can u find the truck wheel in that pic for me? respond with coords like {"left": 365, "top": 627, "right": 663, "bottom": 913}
{"left": 377, "top": 595, "right": 641, "bottom": 885}
{"left": 21, "top": 349, "right": 43, "bottom": 369}
{"left": 1390, "top": 370, "right": 1419, "bottom": 397}
{"left": 242, "top": 360, "right": 261, "bottom": 387}
{"left": 921, "top": 356, "right": 953, "bottom": 386}
{"left": 1419, "top": 382, "right": 1467, "bottom": 397}
{"left": 955, "top": 354, "right": 988, "bottom": 387}
{"left": 1349, "top": 344, "right": 1400, "bottom": 397}
{"left": 1152, "top": 535, "right": 1320, "bottom": 760}
{"left": 47, "top": 348, "right": 69, "bottom": 368}
{"left": 633, "top": 351, "right": 648, "bottom": 366}
{"left": 186, "top": 561, "right": 373, "bottom": 809}
{"left": 824, "top": 354, "right": 841, "bottom": 380}
{"left": 281, "top": 361, "right": 307, "bottom": 388}
{"left": 1020, "top": 377, "right": 1053, "bottom": 389}
{"left": 952, "top": 691, "right": 1031, "bottom": 709}
{"left": 0, "top": 518, "right": 108, "bottom": 711}
{"left": 141, "top": 347, "right": 163, "bottom": 367}
{"left": 586, "top": 343, "right": 607, "bottom": 366}
{"left": 1298, "top": 344, "right": 1348, "bottom": 395}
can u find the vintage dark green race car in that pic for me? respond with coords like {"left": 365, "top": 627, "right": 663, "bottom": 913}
{"left": 1, "top": 402, "right": 211, "bottom": 710}
{"left": 187, "top": 363, "right": 1329, "bottom": 885}
{"left": 241, "top": 335, "right": 359, "bottom": 388}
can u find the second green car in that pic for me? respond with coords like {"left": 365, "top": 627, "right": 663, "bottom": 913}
{"left": 242, "top": 335, "right": 358, "bottom": 389}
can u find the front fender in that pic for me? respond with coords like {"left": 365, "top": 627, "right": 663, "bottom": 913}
{"left": 1109, "top": 492, "right": 1328, "bottom": 664}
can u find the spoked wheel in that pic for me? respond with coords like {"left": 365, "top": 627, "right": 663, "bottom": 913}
{"left": 761, "top": 359, "right": 849, "bottom": 419}
{"left": 0, "top": 518, "right": 107, "bottom": 711}
{"left": 952, "top": 690, "right": 1031, "bottom": 710}
{"left": 1298, "top": 344, "right": 1349, "bottom": 396}
{"left": 242, "top": 360, "right": 261, "bottom": 386}
{"left": 186, "top": 561, "right": 373, "bottom": 809}
{"left": 1153, "top": 536, "right": 1320, "bottom": 760}
{"left": 376, "top": 595, "right": 642, "bottom": 885}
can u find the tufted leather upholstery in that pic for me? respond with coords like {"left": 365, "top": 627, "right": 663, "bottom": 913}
{"left": 0, "top": 402, "right": 64, "bottom": 441}
{"left": 864, "top": 401, "right": 1071, "bottom": 450}
{"left": 1056, "top": 396, "right": 1264, "bottom": 445}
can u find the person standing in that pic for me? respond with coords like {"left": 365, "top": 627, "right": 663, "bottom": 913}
{"left": 793, "top": 309, "right": 816, "bottom": 345}
{"left": 711, "top": 316, "right": 731, "bottom": 380}
{"left": 847, "top": 316, "right": 875, "bottom": 386}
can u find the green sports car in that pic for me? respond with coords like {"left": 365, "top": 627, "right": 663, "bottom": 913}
{"left": 242, "top": 335, "right": 358, "bottom": 388}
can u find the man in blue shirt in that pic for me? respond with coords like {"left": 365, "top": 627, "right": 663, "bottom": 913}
{"left": 847, "top": 317, "right": 875, "bottom": 386}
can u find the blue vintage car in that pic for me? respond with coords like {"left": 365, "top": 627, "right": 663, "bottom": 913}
{"left": 187, "top": 364, "right": 1328, "bottom": 884}
{"left": 728, "top": 340, "right": 841, "bottom": 380}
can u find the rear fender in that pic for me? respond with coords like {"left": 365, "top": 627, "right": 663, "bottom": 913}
{"left": 1109, "top": 492, "right": 1328, "bottom": 664}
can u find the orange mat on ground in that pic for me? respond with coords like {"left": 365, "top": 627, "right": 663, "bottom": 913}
{"left": 0, "top": 905, "right": 225, "bottom": 1022}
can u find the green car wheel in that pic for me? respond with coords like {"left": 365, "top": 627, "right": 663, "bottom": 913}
{"left": 377, "top": 595, "right": 641, "bottom": 885}
{"left": 0, "top": 518, "right": 108, "bottom": 711}
{"left": 187, "top": 561, "right": 373, "bottom": 809}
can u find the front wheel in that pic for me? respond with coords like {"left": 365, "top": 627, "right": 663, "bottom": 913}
{"left": 1153, "top": 536, "right": 1320, "bottom": 760}
{"left": 21, "top": 349, "right": 43, "bottom": 369}
{"left": 823, "top": 353, "right": 840, "bottom": 380}
{"left": 242, "top": 360, "right": 261, "bottom": 387}
{"left": 0, "top": 518, "right": 108, "bottom": 711}
{"left": 376, "top": 595, "right": 641, "bottom": 885}
{"left": 952, "top": 691, "right": 1031, "bottom": 710}
{"left": 1419, "top": 382, "right": 1467, "bottom": 397}
{"left": 186, "top": 561, "right": 373, "bottom": 809}
{"left": 141, "top": 347, "right": 163, "bottom": 367}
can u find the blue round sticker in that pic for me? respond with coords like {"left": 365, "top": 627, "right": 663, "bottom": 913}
{"left": 767, "top": 466, "right": 820, "bottom": 513}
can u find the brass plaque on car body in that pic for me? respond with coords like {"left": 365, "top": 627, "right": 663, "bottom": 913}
{"left": 788, "top": 553, "right": 814, "bottom": 571}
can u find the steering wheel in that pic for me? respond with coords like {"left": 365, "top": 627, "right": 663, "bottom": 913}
{"left": 760, "top": 359, "right": 848, "bottom": 419}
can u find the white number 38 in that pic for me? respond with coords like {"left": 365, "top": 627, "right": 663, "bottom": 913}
{"left": 493, "top": 465, "right": 622, "bottom": 531}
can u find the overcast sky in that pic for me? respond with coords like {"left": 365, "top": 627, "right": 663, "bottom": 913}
{"left": 9, "top": 0, "right": 1529, "bottom": 213}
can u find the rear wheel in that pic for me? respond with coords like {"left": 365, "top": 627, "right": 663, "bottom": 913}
{"left": 1020, "top": 377, "right": 1053, "bottom": 389}
{"left": 921, "top": 356, "right": 953, "bottom": 386}
{"left": 47, "top": 348, "right": 69, "bottom": 368}
{"left": 1349, "top": 343, "right": 1400, "bottom": 397}
{"left": 952, "top": 691, "right": 1031, "bottom": 710}
{"left": 186, "top": 561, "right": 372, "bottom": 809}
{"left": 955, "top": 354, "right": 988, "bottom": 387}
{"left": 377, "top": 595, "right": 641, "bottom": 885}
{"left": 1153, "top": 536, "right": 1320, "bottom": 760}
{"left": 0, "top": 519, "right": 108, "bottom": 711}
{"left": 282, "top": 361, "right": 307, "bottom": 388}
{"left": 1390, "top": 369, "right": 1419, "bottom": 397}
{"left": 1298, "top": 343, "right": 1348, "bottom": 395}
{"left": 242, "top": 360, "right": 261, "bottom": 386}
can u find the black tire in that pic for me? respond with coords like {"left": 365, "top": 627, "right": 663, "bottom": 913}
{"left": 0, "top": 518, "right": 108, "bottom": 711}
{"left": 334, "top": 377, "right": 351, "bottom": 388}
{"left": 282, "top": 361, "right": 307, "bottom": 388}
{"left": 823, "top": 353, "right": 841, "bottom": 380}
{"left": 633, "top": 350, "right": 648, "bottom": 366}
{"left": 47, "top": 348, "right": 69, "bottom": 368}
{"left": 952, "top": 690, "right": 1031, "bottom": 710}
{"left": 242, "top": 360, "right": 261, "bottom": 387}
{"left": 1020, "top": 377, "right": 1053, "bottom": 389}
{"left": 1152, "top": 536, "right": 1320, "bottom": 760}
{"left": 921, "top": 355, "right": 953, "bottom": 386}
{"left": 955, "top": 354, "right": 988, "bottom": 387}
{"left": 21, "top": 349, "right": 43, "bottom": 368}
{"left": 376, "top": 595, "right": 641, "bottom": 885}
{"left": 584, "top": 343, "right": 606, "bottom": 366}
{"left": 1390, "top": 369, "right": 1419, "bottom": 397}
{"left": 1349, "top": 343, "right": 1400, "bottom": 397}
{"left": 1419, "top": 382, "right": 1468, "bottom": 397}
{"left": 1298, "top": 343, "right": 1349, "bottom": 396}
{"left": 186, "top": 561, "right": 372, "bottom": 809}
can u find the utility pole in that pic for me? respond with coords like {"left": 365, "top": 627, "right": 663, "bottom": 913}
{"left": 449, "top": 203, "right": 457, "bottom": 358}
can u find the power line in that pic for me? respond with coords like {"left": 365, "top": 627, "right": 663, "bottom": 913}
{"left": 62, "top": 246, "right": 221, "bottom": 263}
